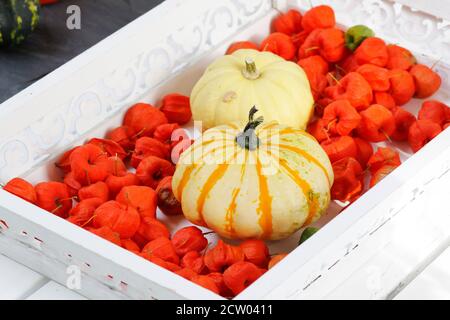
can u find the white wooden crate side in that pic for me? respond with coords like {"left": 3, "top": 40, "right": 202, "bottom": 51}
{"left": 0, "top": 193, "right": 222, "bottom": 300}
{"left": 0, "top": 0, "right": 273, "bottom": 184}
{"left": 390, "top": 0, "right": 450, "bottom": 22}
{"left": 321, "top": 158, "right": 450, "bottom": 299}
{"left": 237, "top": 128, "right": 450, "bottom": 299}
{"left": 282, "top": 0, "right": 450, "bottom": 64}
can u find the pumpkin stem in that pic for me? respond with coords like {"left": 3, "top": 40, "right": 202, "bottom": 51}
{"left": 236, "top": 106, "right": 264, "bottom": 150}
{"left": 242, "top": 58, "right": 261, "bottom": 80}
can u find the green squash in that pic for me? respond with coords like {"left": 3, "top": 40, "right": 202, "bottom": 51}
{"left": 0, "top": 0, "right": 40, "bottom": 47}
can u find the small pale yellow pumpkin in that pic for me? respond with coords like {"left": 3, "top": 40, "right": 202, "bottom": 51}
{"left": 172, "top": 108, "right": 333, "bottom": 240}
{"left": 190, "top": 49, "right": 314, "bottom": 130}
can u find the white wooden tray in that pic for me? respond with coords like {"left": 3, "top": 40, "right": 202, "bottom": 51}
{"left": 0, "top": 0, "right": 449, "bottom": 299}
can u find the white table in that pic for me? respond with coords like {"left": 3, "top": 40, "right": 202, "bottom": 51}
{"left": 1, "top": 247, "right": 449, "bottom": 300}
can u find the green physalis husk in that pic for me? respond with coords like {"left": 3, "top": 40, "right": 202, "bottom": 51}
{"left": 345, "top": 25, "right": 375, "bottom": 51}
{"left": 298, "top": 227, "right": 319, "bottom": 245}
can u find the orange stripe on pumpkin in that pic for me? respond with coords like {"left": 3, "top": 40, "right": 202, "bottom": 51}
{"left": 268, "top": 151, "right": 318, "bottom": 226}
{"left": 219, "top": 129, "right": 237, "bottom": 139}
{"left": 259, "top": 128, "right": 279, "bottom": 141}
{"left": 196, "top": 151, "right": 238, "bottom": 224}
{"left": 257, "top": 123, "right": 279, "bottom": 142}
{"left": 283, "top": 166, "right": 318, "bottom": 226}
{"left": 277, "top": 144, "right": 331, "bottom": 185}
{"left": 178, "top": 139, "right": 215, "bottom": 164}
{"left": 261, "top": 126, "right": 313, "bottom": 142}
{"left": 226, "top": 123, "right": 239, "bottom": 130}
{"left": 224, "top": 152, "right": 248, "bottom": 237}
{"left": 177, "top": 165, "right": 197, "bottom": 201}
{"left": 279, "top": 128, "right": 316, "bottom": 141}
{"left": 260, "top": 122, "right": 279, "bottom": 131}
{"left": 176, "top": 142, "right": 233, "bottom": 201}
{"left": 225, "top": 187, "right": 240, "bottom": 237}
{"left": 255, "top": 157, "right": 272, "bottom": 239}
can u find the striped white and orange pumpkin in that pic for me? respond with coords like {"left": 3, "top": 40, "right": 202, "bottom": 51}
{"left": 172, "top": 112, "right": 333, "bottom": 240}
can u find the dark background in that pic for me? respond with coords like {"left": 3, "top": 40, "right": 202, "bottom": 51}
{"left": 0, "top": 0, "right": 164, "bottom": 103}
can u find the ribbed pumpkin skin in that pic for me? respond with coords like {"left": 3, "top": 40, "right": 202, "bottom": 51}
{"left": 172, "top": 122, "right": 333, "bottom": 240}
{"left": 0, "top": 0, "right": 40, "bottom": 47}
{"left": 190, "top": 49, "right": 314, "bottom": 130}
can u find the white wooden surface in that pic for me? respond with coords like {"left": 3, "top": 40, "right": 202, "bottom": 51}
{"left": 395, "top": 248, "right": 450, "bottom": 300}
{"left": 1, "top": 249, "right": 449, "bottom": 299}
{"left": 26, "top": 281, "right": 86, "bottom": 300}
{"left": 0, "top": 254, "right": 47, "bottom": 300}
{"left": 0, "top": 254, "right": 84, "bottom": 300}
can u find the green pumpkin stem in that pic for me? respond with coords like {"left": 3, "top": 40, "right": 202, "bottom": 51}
{"left": 242, "top": 58, "right": 261, "bottom": 80}
{"left": 236, "top": 106, "right": 264, "bottom": 150}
